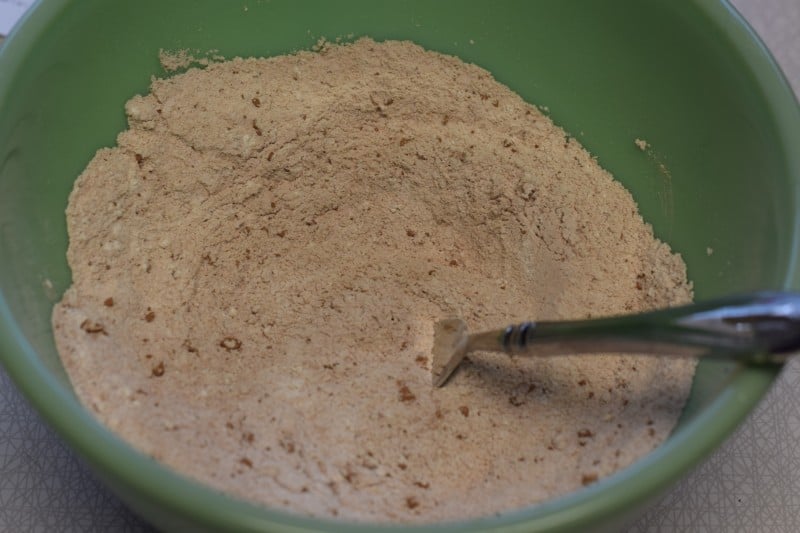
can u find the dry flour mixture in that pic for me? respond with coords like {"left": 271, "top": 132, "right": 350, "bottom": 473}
{"left": 53, "top": 39, "right": 695, "bottom": 523}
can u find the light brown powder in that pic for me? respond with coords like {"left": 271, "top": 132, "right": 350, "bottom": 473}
{"left": 158, "top": 48, "right": 225, "bottom": 72}
{"left": 53, "top": 38, "right": 694, "bottom": 524}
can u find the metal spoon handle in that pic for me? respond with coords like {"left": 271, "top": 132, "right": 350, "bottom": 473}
{"left": 474, "top": 291, "right": 800, "bottom": 364}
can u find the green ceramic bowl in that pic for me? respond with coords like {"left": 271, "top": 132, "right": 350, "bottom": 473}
{"left": 1, "top": 0, "right": 799, "bottom": 531}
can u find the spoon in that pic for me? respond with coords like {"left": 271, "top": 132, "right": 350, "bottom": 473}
{"left": 431, "top": 291, "right": 800, "bottom": 387}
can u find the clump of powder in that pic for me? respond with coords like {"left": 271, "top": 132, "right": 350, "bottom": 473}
{"left": 158, "top": 48, "right": 225, "bottom": 72}
{"left": 53, "top": 38, "right": 694, "bottom": 524}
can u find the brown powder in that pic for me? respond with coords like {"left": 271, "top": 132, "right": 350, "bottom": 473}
{"left": 157, "top": 48, "right": 197, "bottom": 71}
{"left": 158, "top": 48, "right": 225, "bottom": 72}
{"left": 52, "top": 38, "right": 695, "bottom": 524}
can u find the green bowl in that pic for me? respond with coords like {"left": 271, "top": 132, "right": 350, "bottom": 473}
{"left": 1, "top": 0, "right": 799, "bottom": 531}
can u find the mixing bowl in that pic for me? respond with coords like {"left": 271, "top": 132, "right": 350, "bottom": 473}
{"left": 1, "top": 0, "right": 799, "bottom": 531}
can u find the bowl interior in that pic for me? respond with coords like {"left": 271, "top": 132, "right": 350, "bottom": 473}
{"left": 0, "top": 0, "right": 798, "bottom": 531}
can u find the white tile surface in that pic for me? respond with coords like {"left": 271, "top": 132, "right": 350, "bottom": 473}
{"left": 0, "top": 0, "right": 34, "bottom": 35}
{"left": 1, "top": 1, "right": 799, "bottom": 531}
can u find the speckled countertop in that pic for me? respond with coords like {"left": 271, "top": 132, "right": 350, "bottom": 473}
{"left": 1, "top": 1, "right": 799, "bottom": 531}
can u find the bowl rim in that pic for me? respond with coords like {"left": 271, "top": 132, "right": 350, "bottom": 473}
{"left": 0, "top": 0, "right": 798, "bottom": 531}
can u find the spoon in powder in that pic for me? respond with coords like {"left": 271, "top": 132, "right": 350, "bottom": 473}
{"left": 432, "top": 291, "right": 800, "bottom": 387}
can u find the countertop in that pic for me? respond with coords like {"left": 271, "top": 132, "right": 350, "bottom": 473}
{"left": 1, "top": 1, "right": 799, "bottom": 531}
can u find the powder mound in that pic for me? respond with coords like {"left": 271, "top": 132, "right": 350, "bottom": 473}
{"left": 53, "top": 38, "right": 695, "bottom": 524}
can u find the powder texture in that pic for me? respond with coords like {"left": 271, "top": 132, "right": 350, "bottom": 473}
{"left": 53, "top": 38, "right": 695, "bottom": 524}
{"left": 158, "top": 48, "right": 227, "bottom": 72}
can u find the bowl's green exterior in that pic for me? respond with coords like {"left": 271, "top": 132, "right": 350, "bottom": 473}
{"left": 0, "top": 0, "right": 798, "bottom": 531}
